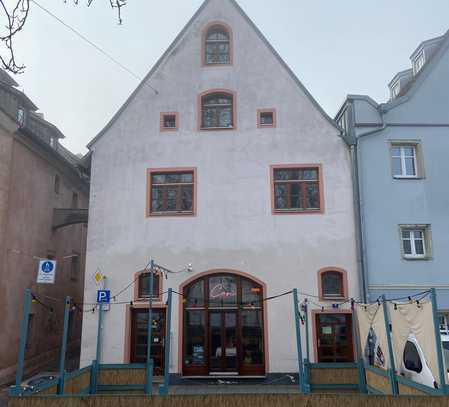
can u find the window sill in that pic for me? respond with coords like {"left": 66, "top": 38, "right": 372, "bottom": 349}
{"left": 136, "top": 296, "right": 162, "bottom": 302}
{"left": 402, "top": 256, "right": 432, "bottom": 261}
{"left": 200, "top": 126, "right": 235, "bottom": 131}
{"left": 202, "top": 63, "right": 232, "bottom": 67}
{"left": 148, "top": 211, "right": 195, "bottom": 218}
{"left": 393, "top": 176, "right": 423, "bottom": 180}
{"left": 258, "top": 124, "right": 275, "bottom": 128}
{"left": 273, "top": 208, "right": 322, "bottom": 215}
{"left": 320, "top": 296, "right": 348, "bottom": 302}
{"left": 160, "top": 127, "right": 178, "bottom": 132}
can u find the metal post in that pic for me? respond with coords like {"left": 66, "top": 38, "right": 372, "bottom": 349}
{"left": 90, "top": 360, "right": 98, "bottom": 394}
{"left": 95, "top": 304, "right": 104, "bottom": 363}
{"left": 92, "top": 303, "right": 104, "bottom": 395}
{"left": 430, "top": 288, "right": 447, "bottom": 394}
{"left": 304, "top": 301, "right": 310, "bottom": 363}
{"left": 352, "top": 307, "right": 367, "bottom": 393}
{"left": 57, "top": 296, "right": 71, "bottom": 395}
{"left": 381, "top": 295, "right": 398, "bottom": 395}
{"left": 14, "top": 289, "right": 32, "bottom": 387}
{"left": 159, "top": 288, "right": 172, "bottom": 395}
{"left": 145, "top": 259, "right": 155, "bottom": 395}
{"left": 293, "top": 289, "right": 305, "bottom": 393}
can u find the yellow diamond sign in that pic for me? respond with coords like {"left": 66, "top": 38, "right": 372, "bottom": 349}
{"left": 94, "top": 269, "right": 103, "bottom": 285}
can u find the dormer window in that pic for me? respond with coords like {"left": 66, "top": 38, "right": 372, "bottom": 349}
{"left": 391, "top": 81, "right": 401, "bottom": 99}
{"left": 413, "top": 52, "right": 425, "bottom": 74}
{"left": 203, "top": 23, "right": 232, "bottom": 65}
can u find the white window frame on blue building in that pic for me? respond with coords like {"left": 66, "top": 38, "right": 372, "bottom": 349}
{"left": 399, "top": 224, "right": 431, "bottom": 260}
{"left": 391, "top": 143, "right": 421, "bottom": 179}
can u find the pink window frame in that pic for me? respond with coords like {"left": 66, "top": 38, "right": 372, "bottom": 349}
{"left": 317, "top": 267, "right": 348, "bottom": 301}
{"left": 198, "top": 89, "right": 237, "bottom": 131}
{"left": 123, "top": 303, "right": 167, "bottom": 363}
{"left": 133, "top": 269, "right": 163, "bottom": 302}
{"left": 177, "top": 268, "right": 269, "bottom": 375}
{"left": 257, "top": 109, "right": 277, "bottom": 128}
{"left": 160, "top": 112, "right": 179, "bottom": 132}
{"left": 146, "top": 167, "right": 197, "bottom": 217}
{"left": 311, "top": 309, "right": 355, "bottom": 363}
{"left": 269, "top": 164, "right": 325, "bottom": 215}
{"left": 201, "top": 21, "right": 234, "bottom": 67}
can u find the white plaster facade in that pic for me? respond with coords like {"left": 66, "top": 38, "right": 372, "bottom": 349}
{"left": 81, "top": 0, "right": 359, "bottom": 375}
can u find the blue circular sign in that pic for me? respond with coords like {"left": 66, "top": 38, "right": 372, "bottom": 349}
{"left": 41, "top": 261, "right": 54, "bottom": 273}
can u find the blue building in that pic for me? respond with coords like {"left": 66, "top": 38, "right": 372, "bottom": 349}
{"left": 336, "top": 30, "right": 449, "bottom": 319}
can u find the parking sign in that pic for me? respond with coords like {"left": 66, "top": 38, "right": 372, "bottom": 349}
{"left": 97, "top": 290, "right": 111, "bottom": 304}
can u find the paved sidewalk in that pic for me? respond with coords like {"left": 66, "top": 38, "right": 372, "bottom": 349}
{"left": 0, "top": 387, "right": 8, "bottom": 407}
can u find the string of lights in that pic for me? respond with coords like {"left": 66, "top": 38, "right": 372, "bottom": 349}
{"left": 7, "top": 248, "right": 79, "bottom": 261}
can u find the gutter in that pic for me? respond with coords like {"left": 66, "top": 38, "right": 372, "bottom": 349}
{"left": 352, "top": 110, "right": 387, "bottom": 303}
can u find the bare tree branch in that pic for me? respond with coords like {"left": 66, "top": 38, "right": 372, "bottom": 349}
{"left": 0, "top": 0, "right": 126, "bottom": 74}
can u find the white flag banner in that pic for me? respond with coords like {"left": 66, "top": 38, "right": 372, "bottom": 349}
{"left": 357, "top": 302, "right": 390, "bottom": 370}
{"left": 388, "top": 299, "right": 444, "bottom": 387}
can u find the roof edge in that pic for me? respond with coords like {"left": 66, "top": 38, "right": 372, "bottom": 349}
{"left": 228, "top": 0, "right": 339, "bottom": 132}
{"left": 87, "top": 0, "right": 212, "bottom": 149}
{"left": 410, "top": 34, "right": 446, "bottom": 61}
{"left": 388, "top": 68, "right": 413, "bottom": 87}
{"left": 383, "top": 29, "right": 449, "bottom": 112}
{"left": 88, "top": 0, "right": 341, "bottom": 149}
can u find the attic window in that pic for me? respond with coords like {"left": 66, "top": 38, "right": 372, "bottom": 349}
{"left": 160, "top": 112, "right": 178, "bottom": 131}
{"left": 200, "top": 91, "right": 235, "bottom": 129}
{"left": 204, "top": 23, "right": 232, "bottom": 65}
{"left": 258, "top": 109, "right": 276, "bottom": 128}
{"left": 413, "top": 52, "right": 425, "bottom": 74}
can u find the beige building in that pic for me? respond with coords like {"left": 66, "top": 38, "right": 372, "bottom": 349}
{"left": 0, "top": 69, "right": 89, "bottom": 384}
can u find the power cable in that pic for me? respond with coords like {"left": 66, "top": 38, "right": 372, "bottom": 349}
{"left": 30, "top": 0, "right": 159, "bottom": 95}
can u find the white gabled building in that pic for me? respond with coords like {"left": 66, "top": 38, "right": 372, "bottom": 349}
{"left": 81, "top": 0, "right": 359, "bottom": 379}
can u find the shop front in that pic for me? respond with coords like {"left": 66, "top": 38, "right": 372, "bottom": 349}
{"left": 181, "top": 271, "right": 267, "bottom": 377}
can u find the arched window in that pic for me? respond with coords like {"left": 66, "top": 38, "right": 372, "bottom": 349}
{"left": 136, "top": 271, "right": 161, "bottom": 300}
{"left": 182, "top": 272, "right": 265, "bottom": 376}
{"left": 204, "top": 24, "right": 231, "bottom": 65}
{"left": 201, "top": 92, "right": 235, "bottom": 129}
{"left": 318, "top": 268, "right": 347, "bottom": 299}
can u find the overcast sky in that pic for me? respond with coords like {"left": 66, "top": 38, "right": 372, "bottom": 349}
{"left": 11, "top": 0, "right": 449, "bottom": 154}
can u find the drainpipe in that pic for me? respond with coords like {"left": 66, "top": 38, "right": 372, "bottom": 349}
{"left": 352, "top": 111, "right": 387, "bottom": 303}
{"left": 350, "top": 141, "right": 367, "bottom": 303}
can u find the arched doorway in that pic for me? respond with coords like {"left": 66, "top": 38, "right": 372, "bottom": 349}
{"left": 181, "top": 270, "right": 266, "bottom": 376}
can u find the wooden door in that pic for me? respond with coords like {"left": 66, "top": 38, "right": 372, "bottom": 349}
{"left": 130, "top": 308, "right": 166, "bottom": 375}
{"left": 209, "top": 311, "right": 238, "bottom": 373}
{"left": 316, "top": 313, "right": 354, "bottom": 363}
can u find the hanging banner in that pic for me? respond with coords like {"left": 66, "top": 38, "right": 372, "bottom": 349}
{"left": 356, "top": 303, "right": 390, "bottom": 370}
{"left": 388, "top": 299, "right": 445, "bottom": 388}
